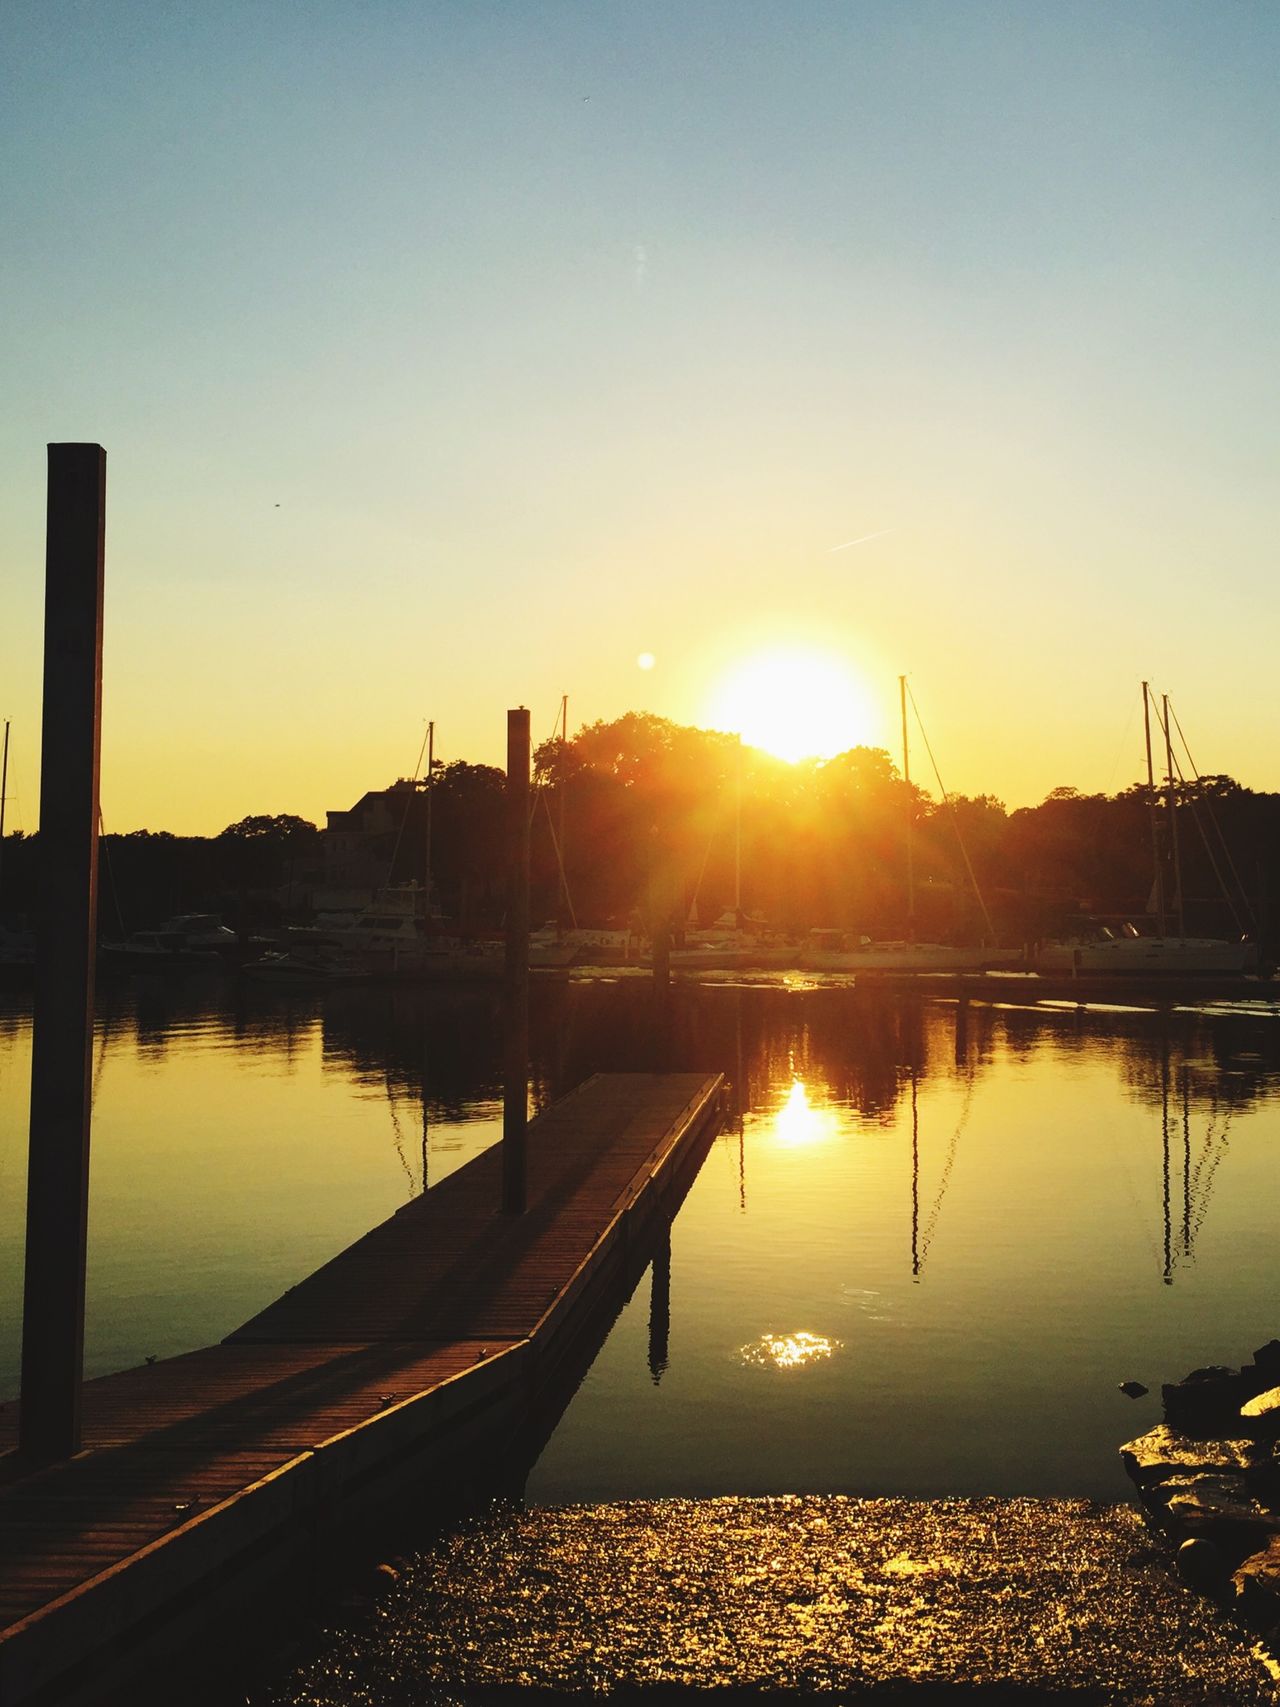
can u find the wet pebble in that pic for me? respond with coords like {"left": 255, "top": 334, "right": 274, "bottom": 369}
{"left": 1176, "top": 1537, "right": 1228, "bottom": 1595}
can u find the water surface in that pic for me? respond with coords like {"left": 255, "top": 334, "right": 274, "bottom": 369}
{"left": 2, "top": 975, "right": 1277, "bottom": 1500}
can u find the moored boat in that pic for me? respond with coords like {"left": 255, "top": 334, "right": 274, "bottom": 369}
{"left": 1034, "top": 920, "right": 1255, "bottom": 975}
{"left": 101, "top": 913, "right": 240, "bottom": 970}
{"left": 1034, "top": 685, "right": 1259, "bottom": 978}
{"left": 801, "top": 930, "right": 1021, "bottom": 973}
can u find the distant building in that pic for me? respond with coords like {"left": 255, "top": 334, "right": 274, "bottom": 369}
{"left": 315, "top": 779, "right": 429, "bottom": 914}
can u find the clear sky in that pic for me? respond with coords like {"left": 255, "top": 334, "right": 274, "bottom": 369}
{"left": 2, "top": 1, "right": 1276, "bottom": 833}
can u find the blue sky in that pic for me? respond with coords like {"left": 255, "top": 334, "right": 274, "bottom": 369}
{"left": 2, "top": 2, "right": 1277, "bottom": 830}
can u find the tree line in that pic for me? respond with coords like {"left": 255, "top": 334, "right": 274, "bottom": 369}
{"left": 1, "top": 712, "right": 1275, "bottom": 948}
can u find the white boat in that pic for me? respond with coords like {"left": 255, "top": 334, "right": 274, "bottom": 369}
{"left": 800, "top": 930, "right": 1020, "bottom": 973}
{"left": 529, "top": 923, "right": 635, "bottom": 967}
{"left": 258, "top": 885, "right": 505, "bottom": 982}
{"left": 670, "top": 911, "right": 795, "bottom": 970}
{"left": 1034, "top": 920, "right": 1255, "bottom": 976}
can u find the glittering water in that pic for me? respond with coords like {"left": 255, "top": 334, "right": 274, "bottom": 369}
{"left": 2, "top": 976, "right": 1278, "bottom": 1498}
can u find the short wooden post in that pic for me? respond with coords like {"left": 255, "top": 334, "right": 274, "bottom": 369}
{"left": 502, "top": 707, "right": 530, "bottom": 1214}
{"left": 647, "top": 1219, "right": 671, "bottom": 1384}
{"left": 20, "top": 443, "right": 106, "bottom": 1462}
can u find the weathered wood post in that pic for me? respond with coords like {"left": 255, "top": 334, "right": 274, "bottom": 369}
{"left": 0, "top": 717, "right": 10, "bottom": 896}
{"left": 20, "top": 443, "right": 106, "bottom": 1462}
{"left": 647, "top": 1218, "right": 671, "bottom": 1384}
{"left": 502, "top": 707, "right": 530, "bottom": 1214}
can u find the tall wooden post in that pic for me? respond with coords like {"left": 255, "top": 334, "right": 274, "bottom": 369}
{"left": 0, "top": 717, "right": 10, "bottom": 896}
{"left": 502, "top": 707, "right": 530, "bottom": 1214}
{"left": 20, "top": 443, "right": 106, "bottom": 1461}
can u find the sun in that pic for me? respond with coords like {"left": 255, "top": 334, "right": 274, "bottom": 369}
{"left": 705, "top": 648, "right": 875, "bottom": 763}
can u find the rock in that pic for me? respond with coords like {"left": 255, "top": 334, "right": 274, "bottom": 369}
{"left": 1119, "top": 1380, "right": 1149, "bottom": 1399}
{"left": 1247, "top": 1443, "right": 1280, "bottom": 1509}
{"left": 1157, "top": 1475, "right": 1280, "bottom": 1563}
{"left": 1241, "top": 1346, "right": 1280, "bottom": 1399}
{"left": 1233, "top": 1535, "right": 1280, "bottom": 1630}
{"left": 1177, "top": 1536, "right": 1229, "bottom": 1595}
{"left": 1163, "top": 1367, "right": 1246, "bottom": 1435}
{"left": 1240, "top": 1386, "right": 1280, "bottom": 1435}
{"left": 1156, "top": 1471, "right": 1251, "bottom": 1513}
{"left": 1121, "top": 1426, "right": 1260, "bottom": 1487}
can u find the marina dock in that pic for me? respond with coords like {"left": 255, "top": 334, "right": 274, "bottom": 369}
{"left": 0, "top": 1070, "right": 724, "bottom": 1707}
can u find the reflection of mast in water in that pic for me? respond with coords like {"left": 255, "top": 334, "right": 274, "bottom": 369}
{"left": 1158, "top": 1041, "right": 1235, "bottom": 1284}
{"left": 647, "top": 1220, "right": 671, "bottom": 1383}
{"left": 385, "top": 1069, "right": 417, "bottom": 1197}
{"left": 736, "top": 992, "right": 746, "bottom": 1212}
{"left": 1160, "top": 1036, "right": 1172, "bottom": 1285}
{"left": 910, "top": 1068, "right": 920, "bottom": 1279}
{"left": 908, "top": 1016, "right": 975, "bottom": 1282}
{"left": 91, "top": 1002, "right": 121, "bottom": 1111}
{"left": 428, "top": 1085, "right": 440, "bottom": 1194}
{"left": 1181, "top": 1067, "right": 1190, "bottom": 1258}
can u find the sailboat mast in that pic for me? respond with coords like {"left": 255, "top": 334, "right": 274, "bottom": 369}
{"left": 1142, "top": 682, "right": 1167, "bottom": 937}
{"left": 734, "top": 735, "right": 742, "bottom": 918}
{"left": 559, "top": 693, "right": 568, "bottom": 923}
{"left": 900, "top": 675, "right": 915, "bottom": 939}
{"left": 1163, "top": 693, "right": 1185, "bottom": 939}
{"left": 424, "top": 720, "right": 434, "bottom": 914}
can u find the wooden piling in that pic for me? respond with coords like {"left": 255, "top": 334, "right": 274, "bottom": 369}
{"left": 20, "top": 443, "right": 106, "bottom": 1462}
{"left": 503, "top": 707, "right": 530, "bottom": 1213}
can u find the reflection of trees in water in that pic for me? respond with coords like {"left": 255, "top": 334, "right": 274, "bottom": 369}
{"left": 524, "top": 985, "right": 935, "bottom": 1122}
{"left": 992, "top": 1003, "right": 1279, "bottom": 1286}
{"left": 93, "top": 976, "right": 324, "bottom": 1066}
{"left": 75, "top": 980, "right": 1280, "bottom": 1194}
{"left": 320, "top": 985, "right": 503, "bottom": 1121}
{"left": 1110, "top": 1012, "right": 1280, "bottom": 1119}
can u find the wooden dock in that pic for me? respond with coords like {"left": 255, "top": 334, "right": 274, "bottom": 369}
{"left": 0, "top": 1070, "right": 724, "bottom": 1707}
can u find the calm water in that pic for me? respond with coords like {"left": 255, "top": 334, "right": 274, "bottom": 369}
{"left": 2, "top": 974, "right": 1278, "bottom": 1500}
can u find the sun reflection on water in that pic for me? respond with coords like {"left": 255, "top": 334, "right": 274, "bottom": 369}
{"left": 740, "top": 1331, "right": 840, "bottom": 1370}
{"left": 769, "top": 1078, "right": 840, "bottom": 1148}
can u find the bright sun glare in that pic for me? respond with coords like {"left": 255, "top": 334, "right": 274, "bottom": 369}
{"left": 706, "top": 648, "right": 873, "bottom": 763}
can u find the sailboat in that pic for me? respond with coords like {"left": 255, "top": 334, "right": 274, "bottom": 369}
{"left": 530, "top": 695, "right": 635, "bottom": 967}
{"left": 801, "top": 678, "right": 1019, "bottom": 973}
{"left": 670, "top": 737, "right": 792, "bottom": 969}
{"left": 1035, "top": 685, "right": 1256, "bottom": 976}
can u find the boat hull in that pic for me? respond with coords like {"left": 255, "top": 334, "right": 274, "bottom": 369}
{"left": 1035, "top": 937, "right": 1256, "bottom": 975}
{"left": 801, "top": 943, "right": 1023, "bottom": 973}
